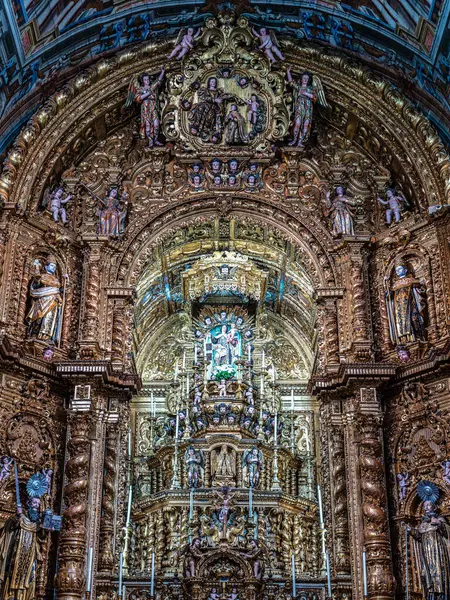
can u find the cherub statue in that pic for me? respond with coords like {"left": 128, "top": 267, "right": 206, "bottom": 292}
{"left": 245, "top": 386, "right": 254, "bottom": 405}
{"left": 0, "top": 456, "right": 13, "bottom": 482}
{"left": 41, "top": 468, "right": 53, "bottom": 494}
{"left": 218, "top": 379, "right": 227, "bottom": 397}
{"left": 252, "top": 27, "right": 284, "bottom": 63}
{"left": 286, "top": 68, "right": 328, "bottom": 149}
{"left": 42, "top": 186, "right": 73, "bottom": 224}
{"left": 207, "top": 588, "right": 220, "bottom": 600}
{"left": 397, "top": 472, "right": 409, "bottom": 502}
{"left": 125, "top": 68, "right": 165, "bottom": 147}
{"left": 441, "top": 460, "right": 450, "bottom": 485}
{"left": 227, "top": 588, "right": 240, "bottom": 600}
{"left": 168, "top": 27, "right": 201, "bottom": 60}
{"left": 377, "top": 188, "right": 409, "bottom": 225}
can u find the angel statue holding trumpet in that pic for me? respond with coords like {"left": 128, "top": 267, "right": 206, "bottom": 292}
{"left": 286, "top": 67, "right": 328, "bottom": 149}
{"left": 124, "top": 67, "right": 166, "bottom": 147}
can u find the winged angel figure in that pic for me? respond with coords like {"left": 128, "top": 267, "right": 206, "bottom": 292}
{"left": 168, "top": 27, "right": 202, "bottom": 60}
{"left": 252, "top": 27, "right": 285, "bottom": 63}
{"left": 124, "top": 68, "right": 165, "bottom": 147}
{"left": 286, "top": 67, "right": 328, "bottom": 148}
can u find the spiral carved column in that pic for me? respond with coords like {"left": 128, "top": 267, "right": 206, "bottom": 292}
{"left": 78, "top": 239, "right": 105, "bottom": 359}
{"left": 98, "top": 422, "right": 119, "bottom": 571}
{"left": 344, "top": 239, "right": 373, "bottom": 361}
{"left": 111, "top": 299, "right": 126, "bottom": 366}
{"left": 330, "top": 422, "right": 351, "bottom": 575}
{"left": 56, "top": 412, "right": 92, "bottom": 600}
{"left": 343, "top": 389, "right": 394, "bottom": 600}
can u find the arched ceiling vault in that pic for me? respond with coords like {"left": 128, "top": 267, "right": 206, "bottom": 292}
{"left": 1, "top": 39, "right": 449, "bottom": 212}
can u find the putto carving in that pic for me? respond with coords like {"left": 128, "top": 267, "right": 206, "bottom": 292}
{"left": 42, "top": 186, "right": 73, "bottom": 225}
{"left": 377, "top": 188, "right": 409, "bottom": 226}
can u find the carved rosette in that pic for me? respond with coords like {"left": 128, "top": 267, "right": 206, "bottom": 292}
{"left": 56, "top": 412, "right": 92, "bottom": 600}
{"left": 98, "top": 423, "right": 119, "bottom": 571}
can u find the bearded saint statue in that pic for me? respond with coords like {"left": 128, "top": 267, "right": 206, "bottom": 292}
{"left": 408, "top": 482, "right": 450, "bottom": 600}
{"left": 0, "top": 496, "right": 42, "bottom": 600}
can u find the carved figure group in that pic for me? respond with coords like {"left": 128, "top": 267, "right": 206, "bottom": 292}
{"left": 189, "top": 77, "right": 233, "bottom": 143}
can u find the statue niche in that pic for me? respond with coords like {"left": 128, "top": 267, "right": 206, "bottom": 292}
{"left": 211, "top": 445, "right": 236, "bottom": 487}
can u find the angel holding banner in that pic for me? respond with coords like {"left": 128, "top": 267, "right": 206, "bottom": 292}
{"left": 242, "top": 446, "right": 263, "bottom": 488}
{"left": 286, "top": 68, "right": 328, "bottom": 149}
{"left": 125, "top": 68, "right": 165, "bottom": 147}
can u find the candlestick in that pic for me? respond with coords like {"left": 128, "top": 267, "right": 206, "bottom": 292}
{"left": 194, "top": 344, "right": 198, "bottom": 364}
{"left": 262, "top": 349, "right": 265, "bottom": 369}
{"left": 174, "top": 360, "right": 179, "bottom": 381}
{"left": 326, "top": 551, "right": 332, "bottom": 597}
{"left": 186, "top": 373, "right": 190, "bottom": 396}
{"left": 317, "top": 484, "right": 324, "bottom": 526}
{"left": 249, "top": 485, "right": 253, "bottom": 519}
{"left": 291, "top": 552, "right": 297, "bottom": 598}
{"left": 150, "top": 551, "right": 155, "bottom": 596}
{"left": 127, "top": 429, "right": 131, "bottom": 458}
{"left": 151, "top": 391, "right": 155, "bottom": 417}
{"left": 118, "top": 552, "right": 123, "bottom": 592}
{"left": 182, "top": 349, "right": 186, "bottom": 370}
{"left": 126, "top": 484, "right": 132, "bottom": 527}
{"left": 362, "top": 548, "right": 368, "bottom": 597}
{"left": 175, "top": 409, "right": 180, "bottom": 441}
{"left": 254, "top": 509, "right": 258, "bottom": 540}
{"left": 122, "top": 585, "right": 125, "bottom": 600}
{"left": 248, "top": 344, "right": 251, "bottom": 362}
{"left": 86, "top": 546, "right": 93, "bottom": 592}
{"left": 260, "top": 374, "right": 264, "bottom": 397}
{"left": 291, "top": 388, "right": 294, "bottom": 411}
{"left": 189, "top": 488, "right": 194, "bottom": 521}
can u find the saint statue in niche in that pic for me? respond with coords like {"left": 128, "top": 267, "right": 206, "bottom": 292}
{"left": 26, "top": 255, "right": 64, "bottom": 344}
{"left": 188, "top": 77, "right": 234, "bottom": 143}
{"left": 97, "top": 187, "right": 128, "bottom": 238}
{"left": 324, "top": 185, "right": 356, "bottom": 236}
{"left": 408, "top": 482, "right": 450, "bottom": 600}
{"left": 385, "top": 264, "right": 427, "bottom": 345}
